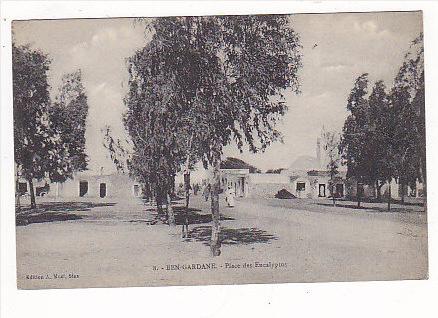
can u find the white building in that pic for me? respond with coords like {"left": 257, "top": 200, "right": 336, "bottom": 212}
{"left": 18, "top": 172, "right": 144, "bottom": 199}
{"left": 219, "top": 137, "right": 346, "bottom": 199}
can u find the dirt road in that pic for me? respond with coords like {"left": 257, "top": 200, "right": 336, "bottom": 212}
{"left": 15, "top": 195, "right": 428, "bottom": 289}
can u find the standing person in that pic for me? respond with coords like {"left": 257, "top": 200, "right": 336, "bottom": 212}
{"left": 226, "top": 186, "right": 235, "bottom": 207}
{"left": 203, "top": 183, "right": 211, "bottom": 202}
{"left": 193, "top": 183, "right": 199, "bottom": 195}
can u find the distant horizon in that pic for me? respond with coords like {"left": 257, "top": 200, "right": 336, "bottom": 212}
{"left": 12, "top": 11, "right": 423, "bottom": 173}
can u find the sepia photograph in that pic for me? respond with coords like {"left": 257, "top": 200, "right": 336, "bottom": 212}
{"left": 11, "top": 11, "right": 427, "bottom": 290}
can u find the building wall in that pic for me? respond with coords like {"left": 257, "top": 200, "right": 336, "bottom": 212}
{"left": 246, "top": 173, "right": 341, "bottom": 199}
{"left": 249, "top": 173, "right": 290, "bottom": 184}
{"left": 381, "top": 179, "right": 424, "bottom": 199}
{"left": 248, "top": 182, "right": 296, "bottom": 198}
{"left": 220, "top": 169, "right": 250, "bottom": 197}
{"left": 345, "top": 178, "right": 424, "bottom": 200}
{"left": 308, "top": 175, "right": 331, "bottom": 198}
{"left": 289, "top": 176, "right": 312, "bottom": 198}
{"left": 246, "top": 173, "right": 290, "bottom": 198}
{"left": 345, "top": 180, "right": 376, "bottom": 199}
{"left": 46, "top": 173, "right": 142, "bottom": 199}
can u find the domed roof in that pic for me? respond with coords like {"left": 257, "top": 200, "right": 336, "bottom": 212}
{"left": 220, "top": 157, "right": 260, "bottom": 173}
{"left": 288, "top": 155, "right": 320, "bottom": 171}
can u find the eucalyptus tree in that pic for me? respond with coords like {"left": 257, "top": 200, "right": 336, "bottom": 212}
{"left": 49, "top": 70, "right": 89, "bottom": 179}
{"left": 387, "top": 86, "right": 417, "bottom": 209}
{"left": 367, "top": 80, "right": 390, "bottom": 201}
{"left": 322, "top": 130, "right": 341, "bottom": 206}
{"left": 129, "top": 15, "right": 302, "bottom": 255}
{"left": 13, "top": 43, "right": 53, "bottom": 208}
{"left": 122, "top": 54, "right": 186, "bottom": 225}
{"left": 339, "top": 74, "right": 370, "bottom": 207}
{"left": 13, "top": 44, "right": 89, "bottom": 208}
{"left": 340, "top": 34, "right": 425, "bottom": 209}
{"left": 394, "top": 33, "right": 425, "bottom": 200}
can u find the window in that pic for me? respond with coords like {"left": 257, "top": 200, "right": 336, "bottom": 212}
{"left": 99, "top": 183, "right": 107, "bottom": 198}
{"left": 296, "top": 182, "right": 306, "bottom": 191}
{"left": 18, "top": 182, "right": 28, "bottom": 195}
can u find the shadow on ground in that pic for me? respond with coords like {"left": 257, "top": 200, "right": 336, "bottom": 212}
{"left": 174, "top": 206, "right": 235, "bottom": 225}
{"left": 188, "top": 225, "right": 278, "bottom": 246}
{"left": 18, "top": 201, "right": 116, "bottom": 213}
{"left": 16, "top": 201, "right": 116, "bottom": 226}
{"left": 334, "top": 197, "right": 424, "bottom": 207}
{"left": 316, "top": 201, "right": 424, "bottom": 213}
{"left": 132, "top": 206, "right": 234, "bottom": 225}
{"left": 16, "top": 213, "right": 82, "bottom": 226}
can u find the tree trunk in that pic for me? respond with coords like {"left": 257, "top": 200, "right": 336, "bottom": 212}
{"left": 182, "top": 134, "right": 194, "bottom": 238}
{"left": 156, "top": 192, "right": 164, "bottom": 216}
{"left": 400, "top": 178, "right": 405, "bottom": 204}
{"left": 419, "top": 160, "right": 426, "bottom": 208}
{"left": 210, "top": 159, "right": 221, "bottom": 257}
{"left": 376, "top": 181, "right": 382, "bottom": 202}
{"left": 149, "top": 187, "right": 155, "bottom": 205}
{"left": 331, "top": 184, "right": 336, "bottom": 206}
{"left": 171, "top": 177, "right": 176, "bottom": 197}
{"left": 387, "top": 181, "right": 391, "bottom": 211}
{"left": 356, "top": 181, "right": 361, "bottom": 208}
{"left": 182, "top": 172, "right": 190, "bottom": 237}
{"left": 184, "top": 173, "right": 190, "bottom": 209}
{"left": 15, "top": 173, "right": 21, "bottom": 212}
{"left": 419, "top": 98, "right": 427, "bottom": 202}
{"left": 149, "top": 192, "right": 154, "bottom": 207}
{"left": 28, "top": 178, "right": 36, "bottom": 209}
{"left": 166, "top": 192, "right": 175, "bottom": 226}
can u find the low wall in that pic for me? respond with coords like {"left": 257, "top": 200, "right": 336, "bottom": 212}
{"left": 248, "top": 183, "right": 295, "bottom": 198}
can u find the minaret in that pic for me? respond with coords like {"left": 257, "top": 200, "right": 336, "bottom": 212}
{"left": 316, "top": 138, "right": 321, "bottom": 169}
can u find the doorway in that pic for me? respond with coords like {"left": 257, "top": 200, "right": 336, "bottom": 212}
{"left": 133, "top": 184, "right": 140, "bottom": 197}
{"left": 240, "top": 177, "right": 245, "bottom": 197}
{"left": 100, "top": 183, "right": 107, "bottom": 198}
{"left": 336, "top": 184, "right": 344, "bottom": 197}
{"left": 296, "top": 182, "right": 306, "bottom": 198}
{"left": 318, "top": 184, "right": 326, "bottom": 197}
{"left": 79, "top": 181, "right": 88, "bottom": 197}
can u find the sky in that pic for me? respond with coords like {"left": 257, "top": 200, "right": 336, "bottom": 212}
{"left": 12, "top": 11, "right": 423, "bottom": 176}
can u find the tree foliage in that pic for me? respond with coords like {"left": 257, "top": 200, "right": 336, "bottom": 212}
{"left": 322, "top": 129, "right": 341, "bottom": 206}
{"left": 394, "top": 33, "right": 425, "bottom": 195}
{"left": 119, "top": 15, "right": 302, "bottom": 254}
{"left": 367, "top": 80, "right": 391, "bottom": 198}
{"left": 339, "top": 73, "right": 370, "bottom": 192}
{"left": 13, "top": 44, "right": 63, "bottom": 207}
{"left": 14, "top": 44, "right": 57, "bottom": 181}
{"left": 339, "top": 34, "right": 425, "bottom": 209}
{"left": 13, "top": 43, "right": 89, "bottom": 208}
{"left": 135, "top": 16, "right": 302, "bottom": 165}
{"left": 50, "top": 70, "right": 89, "bottom": 180}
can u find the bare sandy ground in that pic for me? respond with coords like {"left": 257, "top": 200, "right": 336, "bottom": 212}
{"left": 15, "top": 195, "right": 428, "bottom": 289}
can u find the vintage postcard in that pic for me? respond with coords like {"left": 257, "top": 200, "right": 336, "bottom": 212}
{"left": 12, "top": 11, "right": 427, "bottom": 289}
